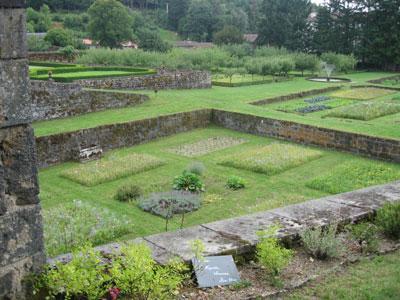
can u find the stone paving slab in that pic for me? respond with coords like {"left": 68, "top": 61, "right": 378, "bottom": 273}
{"left": 328, "top": 181, "right": 400, "bottom": 210}
{"left": 144, "top": 226, "right": 247, "bottom": 262}
{"left": 202, "top": 211, "right": 303, "bottom": 245}
{"left": 270, "top": 197, "right": 371, "bottom": 227}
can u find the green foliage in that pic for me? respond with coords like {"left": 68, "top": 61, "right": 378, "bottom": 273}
{"left": 37, "top": 243, "right": 187, "bottom": 300}
{"left": 213, "top": 25, "right": 244, "bottom": 45}
{"left": 226, "top": 175, "right": 246, "bottom": 190}
{"left": 346, "top": 222, "right": 379, "bottom": 253}
{"left": 190, "top": 239, "right": 206, "bottom": 261}
{"left": 301, "top": 224, "right": 343, "bottom": 260}
{"left": 256, "top": 227, "right": 294, "bottom": 276}
{"left": 59, "top": 46, "right": 77, "bottom": 62}
{"left": 88, "top": 0, "right": 133, "bottom": 48}
{"left": 185, "top": 162, "right": 206, "bottom": 176}
{"left": 306, "top": 160, "right": 400, "bottom": 194}
{"left": 220, "top": 144, "right": 322, "bottom": 176}
{"left": 321, "top": 52, "right": 357, "bottom": 73}
{"left": 27, "top": 35, "right": 51, "bottom": 52}
{"left": 376, "top": 202, "right": 400, "bottom": 239}
{"left": 330, "top": 87, "right": 395, "bottom": 100}
{"left": 110, "top": 243, "right": 187, "bottom": 299}
{"left": 36, "top": 245, "right": 110, "bottom": 300}
{"left": 61, "top": 153, "right": 165, "bottom": 186}
{"left": 136, "top": 28, "right": 172, "bottom": 53}
{"left": 115, "top": 184, "right": 143, "bottom": 202}
{"left": 173, "top": 171, "right": 205, "bottom": 193}
{"left": 45, "top": 28, "right": 74, "bottom": 47}
{"left": 43, "top": 200, "right": 134, "bottom": 257}
{"left": 26, "top": 5, "right": 51, "bottom": 32}
{"left": 294, "top": 53, "right": 321, "bottom": 76}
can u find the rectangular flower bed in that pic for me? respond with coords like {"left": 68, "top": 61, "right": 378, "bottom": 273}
{"left": 61, "top": 152, "right": 165, "bottom": 186}
{"left": 331, "top": 87, "right": 395, "bottom": 100}
{"left": 219, "top": 143, "right": 323, "bottom": 175}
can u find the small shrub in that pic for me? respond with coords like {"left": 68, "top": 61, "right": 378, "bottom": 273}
{"left": 110, "top": 243, "right": 187, "bottom": 299}
{"left": 36, "top": 245, "right": 110, "bottom": 300}
{"left": 301, "top": 224, "right": 343, "bottom": 260}
{"left": 115, "top": 184, "right": 143, "bottom": 202}
{"left": 256, "top": 227, "right": 294, "bottom": 276}
{"left": 376, "top": 202, "right": 400, "bottom": 239}
{"left": 346, "top": 222, "right": 379, "bottom": 253}
{"left": 173, "top": 171, "right": 205, "bottom": 193}
{"left": 226, "top": 175, "right": 246, "bottom": 190}
{"left": 139, "top": 191, "right": 201, "bottom": 231}
{"left": 185, "top": 161, "right": 206, "bottom": 176}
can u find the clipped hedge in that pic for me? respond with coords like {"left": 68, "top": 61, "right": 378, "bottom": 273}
{"left": 212, "top": 77, "right": 291, "bottom": 87}
{"left": 29, "top": 61, "right": 78, "bottom": 68}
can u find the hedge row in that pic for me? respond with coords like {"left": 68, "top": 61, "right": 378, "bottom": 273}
{"left": 29, "top": 61, "right": 78, "bottom": 68}
{"left": 212, "top": 77, "right": 291, "bottom": 87}
{"left": 34, "top": 66, "right": 155, "bottom": 76}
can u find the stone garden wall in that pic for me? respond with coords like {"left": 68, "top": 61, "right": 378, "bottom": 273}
{"left": 251, "top": 86, "right": 342, "bottom": 105}
{"left": 36, "top": 109, "right": 212, "bottom": 168}
{"left": 212, "top": 110, "right": 400, "bottom": 162}
{"left": 30, "top": 81, "right": 149, "bottom": 121}
{"left": 28, "top": 51, "right": 76, "bottom": 63}
{"left": 0, "top": 2, "right": 45, "bottom": 299}
{"left": 75, "top": 70, "right": 212, "bottom": 90}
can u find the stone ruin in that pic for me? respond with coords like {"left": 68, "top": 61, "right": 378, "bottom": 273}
{"left": 0, "top": 1, "right": 45, "bottom": 299}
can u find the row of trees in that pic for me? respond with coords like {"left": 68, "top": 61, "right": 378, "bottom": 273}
{"left": 77, "top": 45, "right": 356, "bottom": 76}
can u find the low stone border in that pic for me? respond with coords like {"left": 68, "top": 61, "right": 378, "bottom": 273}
{"left": 306, "top": 77, "right": 351, "bottom": 83}
{"left": 250, "top": 86, "right": 342, "bottom": 106}
{"left": 350, "top": 84, "right": 400, "bottom": 92}
{"left": 48, "top": 181, "right": 400, "bottom": 265}
{"left": 368, "top": 74, "right": 400, "bottom": 85}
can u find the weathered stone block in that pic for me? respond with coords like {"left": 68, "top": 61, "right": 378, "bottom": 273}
{"left": 0, "top": 60, "right": 31, "bottom": 126}
{"left": 0, "top": 125, "right": 39, "bottom": 206}
{"left": 0, "top": 1, "right": 26, "bottom": 8}
{"left": 144, "top": 226, "right": 246, "bottom": 262}
{"left": 271, "top": 197, "right": 371, "bottom": 227}
{"left": 203, "top": 211, "right": 303, "bottom": 245}
{"left": 0, "top": 205, "right": 44, "bottom": 267}
{"left": 0, "top": 8, "right": 26, "bottom": 59}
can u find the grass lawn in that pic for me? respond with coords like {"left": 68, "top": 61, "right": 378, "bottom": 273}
{"left": 288, "top": 251, "right": 400, "bottom": 300}
{"left": 212, "top": 73, "right": 273, "bottom": 83}
{"left": 32, "top": 72, "right": 400, "bottom": 140}
{"left": 39, "top": 127, "right": 400, "bottom": 256}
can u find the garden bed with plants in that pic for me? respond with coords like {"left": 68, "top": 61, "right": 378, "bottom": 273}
{"left": 39, "top": 128, "right": 400, "bottom": 258}
{"left": 212, "top": 73, "right": 291, "bottom": 87}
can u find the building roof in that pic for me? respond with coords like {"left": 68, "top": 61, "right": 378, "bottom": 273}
{"left": 243, "top": 34, "right": 258, "bottom": 43}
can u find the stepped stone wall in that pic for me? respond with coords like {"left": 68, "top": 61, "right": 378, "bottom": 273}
{"left": 30, "top": 81, "right": 149, "bottom": 121}
{"left": 0, "top": 1, "right": 45, "bottom": 299}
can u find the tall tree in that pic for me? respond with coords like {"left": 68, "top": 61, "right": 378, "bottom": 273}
{"left": 88, "top": 0, "right": 133, "bottom": 48}
{"left": 257, "top": 0, "right": 312, "bottom": 51}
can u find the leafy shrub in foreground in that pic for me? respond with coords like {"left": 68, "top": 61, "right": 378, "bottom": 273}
{"left": 115, "top": 184, "right": 143, "bottom": 202}
{"left": 173, "top": 171, "right": 205, "bottom": 193}
{"left": 376, "top": 202, "right": 400, "bottom": 239}
{"left": 36, "top": 244, "right": 187, "bottom": 300}
{"left": 185, "top": 161, "right": 206, "bottom": 176}
{"left": 226, "top": 175, "right": 246, "bottom": 190}
{"left": 43, "top": 200, "right": 134, "bottom": 257}
{"left": 110, "top": 243, "right": 187, "bottom": 299}
{"left": 36, "top": 245, "right": 110, "bottom": 300}
{"left": 301, "top": 224, "right": 343, "bottom": 260}
{"left": 346, "top": 222, "right": 379, "bottom": 253}
{"left": 256, "top": 227, "right": 294, "bottom": 276}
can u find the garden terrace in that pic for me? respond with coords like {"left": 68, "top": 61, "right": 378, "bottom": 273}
{"left": 32, "top": 72, "right": 400, "bottom": 140}
{"left": 39, "top": 127, "right": 400, "bottom": 257}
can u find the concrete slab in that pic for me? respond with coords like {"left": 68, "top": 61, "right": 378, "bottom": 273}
{"left": 271, "top": 197, "right": 370, "bottom": 227}
{"left": 144, "top": 226, "right": 247, "bottom": 262}
{"left": 328, "top": 181, "right": 400, "bottom": 210}
{"left": 202, "top": 211, "right": 303, "bottom": 245}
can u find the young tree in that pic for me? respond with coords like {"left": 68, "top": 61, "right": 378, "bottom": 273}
{"left": 213, "top": 26, "right": 244, "bottom": 45}
{"left": 88, "top": 0, "right": 133, "bottom": 48}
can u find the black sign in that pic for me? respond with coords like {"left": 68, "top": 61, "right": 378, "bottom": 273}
{"left": 192, "top": 255, "right": 241, "bottom": 288}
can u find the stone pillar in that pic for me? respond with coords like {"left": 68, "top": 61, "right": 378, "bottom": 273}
{"left": 0, "top": 1, "right": 45, "bottom": 299}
